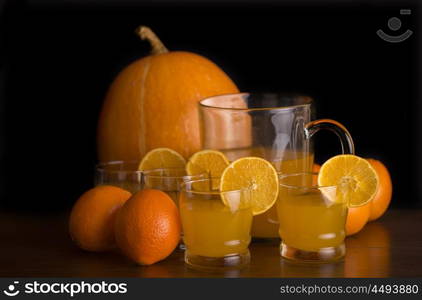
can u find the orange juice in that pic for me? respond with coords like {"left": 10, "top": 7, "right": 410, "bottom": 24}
{"left": 277, "top": 187, "right": 347, "bottom": 252}
{"left": 222, "top": 147, "right": 314, "bottom": 238}
{"left": 179, "top": 191, "right": 252, "bottom": 257}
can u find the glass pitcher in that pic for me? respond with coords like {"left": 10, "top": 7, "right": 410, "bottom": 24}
{"left": 199, "top": 93, "right": 354, "bottom": 240}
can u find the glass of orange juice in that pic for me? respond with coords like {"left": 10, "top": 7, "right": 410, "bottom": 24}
{"left": 180, "top": 178, "right": 253, "bottom": 271}
{"left": 277, "top": 172, "right": 348, "bottom": 263}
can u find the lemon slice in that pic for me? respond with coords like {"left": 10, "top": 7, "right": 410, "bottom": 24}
{"left": 186, "top": 150, "right": 230, "bottom": 188}
{"left": 318, "top": 154, "right": 379, "bottom": 207}
{"left": 138, "top": 148, "right": 186, "bottom": 170}
{"left": 220, "top": 157, "right": 279, "bottom": 215}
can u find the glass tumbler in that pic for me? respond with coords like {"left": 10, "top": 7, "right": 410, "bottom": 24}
{"left": 180, "top": 178, "right": 253, "bottom": 271}
{"left": 142, "top": 168, "right": 206, "bottom": 206}
{"left": 277, "top": 172, "right": 348, "bottom": 263}
{"left": 95, "top": 161, "right": 143, "bottom": 194}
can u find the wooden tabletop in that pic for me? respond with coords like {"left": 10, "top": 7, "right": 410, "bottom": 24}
{"left": 1, "top": 209, "right": 421, "bottom": 278}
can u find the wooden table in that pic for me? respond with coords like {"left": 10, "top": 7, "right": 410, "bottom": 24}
{"left": 1, "top": 209, "right": 421, "bottom": 277}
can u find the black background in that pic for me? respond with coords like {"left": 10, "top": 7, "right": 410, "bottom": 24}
{"left": 0, "top": 0, "right": 420, "bottom": 211}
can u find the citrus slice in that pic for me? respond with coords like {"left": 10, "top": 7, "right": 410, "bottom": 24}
{"left": 318, "top": 154, "right": 379, "bottom": 207}
{"left": 220, "top": 157, "right": 279, "bottom": 215}
{"left": 186, "top": 150, "right": 230, "bottom": 188}
{"left": 138, "top": 148, "right": 186, "bottom": 170}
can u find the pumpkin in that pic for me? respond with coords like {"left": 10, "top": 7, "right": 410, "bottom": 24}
{"left": 97, "top": 26, "right": 239, "bottom": 162}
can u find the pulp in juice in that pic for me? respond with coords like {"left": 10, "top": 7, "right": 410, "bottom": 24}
{"left": 180, "top": 192, "right": 252, "bottom": 257}
{"left": 277, "top": 188, "right": 347, "bottom": 251}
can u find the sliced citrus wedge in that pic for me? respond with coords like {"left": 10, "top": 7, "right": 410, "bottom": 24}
{"left": 220, "top": 157, "right": 279, "bottom": 215}
{"left": 138, "top": 148, "right": 186, "bottom": 171}
{"left": 318, "top": 154, "right": 379, "bottom": 207}
{"left": 186, "top": 150, "right": 229, "bottom": 188}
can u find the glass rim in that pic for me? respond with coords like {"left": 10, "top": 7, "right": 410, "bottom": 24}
{"left": 199, "top": 92, "right": 313, "bottom": 112}
{"left": 181, "top": 177, "right": 249, "bottom": 195}
{"left": 278, "top": 172, "right": 337, "bottom": 189}
{"left": 95, "top": 160, "right": 142, "bottom": 174}
{"left": 142, "top": 168, "right": 207, "bottom": 180}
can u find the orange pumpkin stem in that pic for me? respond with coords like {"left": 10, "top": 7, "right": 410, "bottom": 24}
{"left": 136, "top": 26, "right": 168, "bottom": 55}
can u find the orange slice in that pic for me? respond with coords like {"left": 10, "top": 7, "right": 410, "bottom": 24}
{"left": 138, "top": 148, "right": 186, "bottom": 171}
{"left": 318, "top": 154, "right": 379, "bottom": 207}
{"left": 186, "top": 150, "right": 230, "bottom": 188}
{"left": 220, "top": 157, "right": 279, "bottom": 215}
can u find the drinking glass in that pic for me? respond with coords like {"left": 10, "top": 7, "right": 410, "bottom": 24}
{"left": 143, "top": 168, "right": 207, "bottom": 249}
{"left": 199, "top": 93, "right": 354, "bottom": 239}
{"left": 95, "top": 161, "right": 143, "bottom": 194}
{"left": 277, "top": 172, "right": 348, "bottom": 263}
{"left": 142, "top": 168, "right": 206, "bottom": 206}
{"left": 180, "top": 178, "right": 253, "bottom": 271}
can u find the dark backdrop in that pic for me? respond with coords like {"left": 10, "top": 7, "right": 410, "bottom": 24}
{"left": 0, "top": 0, "right": 420, "bottom": 211}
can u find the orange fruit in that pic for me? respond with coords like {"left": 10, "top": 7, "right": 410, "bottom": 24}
{"left": 186, "top": 149, "right": 229, "bottom": 189}
{"left": 114, "top": 189, "right": 181, "bottom": 265}
{"left": 186, "top": 150, "right": 229, "bottom": 178}
{"left": 138, "top": 147, "right": 186, "bottom": 171}
{"left": 312, "top": 163, "right": 321, "bottom": 173}
{"left": 318, "top": 155, "right": 380, "bottom": 236}
{"left": 69, "top": 185, "right": 132, "bottom": 252}
{"left": 367, "top": 159, "right": 392, "bottom": 221}
{"left": 312, "top": 163, "right": 321, "bottom": 185}
{"left": 346, "top": 202, "right": 371, "bottom": 236}
{"left": 318, "top": 154, "right": 379, "bottom": 207}
{"left": 220, "top": 157, "right": 279, "bottom": 215}
{"left": 315, "top": 161, "right": 369, "bottom": 236}
{"left": 317, "top": 157, "right": 391, "bottom": 235}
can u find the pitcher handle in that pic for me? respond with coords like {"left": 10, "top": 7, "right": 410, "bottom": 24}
{"left": 304, "top": 119, "right": 355, "bottom": 155}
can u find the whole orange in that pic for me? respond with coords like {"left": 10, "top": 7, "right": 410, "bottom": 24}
{"left": 367, "top": 159, "right": 392, "bottom": 221}
{"left": 312, "top": 163, "right": 321, "bottom": 173}
{"left": 114, "top": 189, "right": 181, "bottom": 265}
{"left": 69, "top": 185, "right": 131, "bottom": 252}
{"left": 345, "top": 203, "right": 371, "bottom": 236}
{"left": 312, "top": 163, "right": 321, "bottom": 185}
